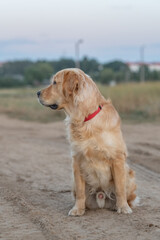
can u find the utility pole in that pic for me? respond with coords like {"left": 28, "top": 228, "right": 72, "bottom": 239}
{"left": 140, "top": 45, "right": 145, "bottom": 82}
{"left": 75, "top": 39, "right": 83, "bottom": 68}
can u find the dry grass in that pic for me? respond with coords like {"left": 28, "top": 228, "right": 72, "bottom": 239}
{"left": 0, "top": 87, "right": 65, "bottom": 122}
{"left": 0, "top": 82, "right": 160, "bottom": 123}
{"left": 99, "top": 81, "right": 160, "bottom": 122}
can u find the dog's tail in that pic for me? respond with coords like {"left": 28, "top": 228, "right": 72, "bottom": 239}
{"left": 130, "top": 196, "right": 140, "bottom": 208}
{"left": 128, "top": 195, "right": 140, "bottom": 208}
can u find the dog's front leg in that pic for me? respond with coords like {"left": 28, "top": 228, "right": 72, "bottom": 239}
{"left": 112, "top": 158, "right": 132, "bottom": 214}
{"left": 68, "top": 157, "right": 86, "bottom": 216}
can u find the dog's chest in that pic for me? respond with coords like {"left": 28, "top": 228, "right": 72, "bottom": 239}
{"left": 80, "top": 159, "right": 112, "bottom": 191}
{"left": 68, "top": 126, "right": 114, "bottom": 190}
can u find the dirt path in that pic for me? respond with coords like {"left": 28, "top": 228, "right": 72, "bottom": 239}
{"left": 0, "top": 115, "right": 160, "bottom": 240}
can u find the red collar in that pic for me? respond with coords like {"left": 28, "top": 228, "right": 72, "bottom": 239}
{"left": 84, "top": 106, "right": 102, "bottom": 122}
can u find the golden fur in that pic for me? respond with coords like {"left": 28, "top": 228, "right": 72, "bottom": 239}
{"left": 38, "top": 68, "right": 138, "bottom": 216}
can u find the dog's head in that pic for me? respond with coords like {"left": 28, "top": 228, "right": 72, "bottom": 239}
{"left": 37, "top": 68, "right": 100, "bottom": 119}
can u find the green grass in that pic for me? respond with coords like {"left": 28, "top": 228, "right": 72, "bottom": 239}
{"left": 0, "top": 82, "right": 160, "bottom": 123}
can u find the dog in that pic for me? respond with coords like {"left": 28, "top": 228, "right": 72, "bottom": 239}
{"left": 37, "top": 68, "right": 139, "bottom": 216}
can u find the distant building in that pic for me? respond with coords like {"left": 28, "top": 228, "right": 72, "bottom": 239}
{"left": 126, "top": 62, "right": 160, "bottom": 72}
{"left": 126, "top": 62, "right": 141, "bottom": 72}
{"left": 149, "top": 63, "right": 160, "bottom": 72}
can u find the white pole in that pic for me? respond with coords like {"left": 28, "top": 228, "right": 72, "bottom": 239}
{"left": 75, "top": 39, "right": 83, "bottom": 68}
{"left": 140, "top": 45, "right": 145, "bottom": 82}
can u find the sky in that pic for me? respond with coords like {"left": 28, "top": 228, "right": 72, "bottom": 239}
{"left": 0, "top": 0, "right": 160, "bottom": 62}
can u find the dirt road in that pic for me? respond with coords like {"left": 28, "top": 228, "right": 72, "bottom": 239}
{"left": 0, "top": 115, "right": 160, "bottom": 240}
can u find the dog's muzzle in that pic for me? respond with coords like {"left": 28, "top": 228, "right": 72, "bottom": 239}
{"left": 37, "top": 91, "right": 58, "bottom": 110}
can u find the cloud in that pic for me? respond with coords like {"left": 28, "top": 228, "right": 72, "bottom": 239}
{"left": 109, "top": 4, "right": 133, "bottom": 10}
{"left": 0, "top": 39, "right": 37, "bottom": 48}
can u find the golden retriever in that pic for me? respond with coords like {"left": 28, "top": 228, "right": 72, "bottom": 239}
{"left": 37, "top": 68, "right": 139, "bottom": 216}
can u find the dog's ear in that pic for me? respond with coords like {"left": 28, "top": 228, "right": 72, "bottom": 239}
{"left": 62, "top": 71, "right": 80, "bottom": 98}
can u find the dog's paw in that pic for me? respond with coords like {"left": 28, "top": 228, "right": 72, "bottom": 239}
{"left": 68, "top": 206, "right": 85, "bottom": 216}
{"left": 117, "top": 203, "right": 132, "bottom": 214}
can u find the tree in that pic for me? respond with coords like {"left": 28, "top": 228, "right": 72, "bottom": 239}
{"left": 114, "top": 71, "right": 124, "bottom": 83}
{"left": 98, "top": 68, "right": 114, "bottom": 84}
{"left": 25, "top": 62, "right": 53, "bottom": 85}
{"left": 103, "top": 60, "right": 128, "bottom": 72}
{"left": 0, "top": 77, "right": 26, "bottom": 88}
{"left": 50, "top": 58, "right": 75, "bottom": 72}
{"left": 0, "top": 60, "right": 33, "bottom": 76}
{"left": 80, "top": 56, "right": 99, "bottom": 73}
{"left": 149, "top": 70, "right": 160, "bottom": 81}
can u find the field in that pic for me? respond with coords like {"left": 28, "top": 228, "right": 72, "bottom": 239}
{"left": 0, "top": 87, "right": 65, "bottom": 122}
{"left": 0, "top": 82, "right": 160, "bottom": 240}
{"left": 99, "top": 82, "right": 160, "bottom": 122}
{"left": 0, "top": 81, "right": 160, "bottom": 122}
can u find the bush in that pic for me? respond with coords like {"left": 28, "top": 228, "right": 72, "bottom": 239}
{"left": 0, "top": 77, "right": 26, "bottom": 88}
{"left": 25, "top": 62, "right": 53, "bottom": 86}
{"left": 98, "top": 68, "right": 114, "bottom": 84}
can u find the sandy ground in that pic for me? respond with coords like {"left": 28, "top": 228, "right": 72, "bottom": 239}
{"left": 0, "top": 114, "right": 160, "bottom": 240}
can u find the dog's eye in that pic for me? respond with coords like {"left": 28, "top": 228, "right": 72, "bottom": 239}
{"left": 53, "top": 81, "right": 56, "bottom": 85}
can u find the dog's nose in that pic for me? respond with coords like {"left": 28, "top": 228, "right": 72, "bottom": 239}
{"left": 37, "top": 91, "right": 41, "bottom": 98}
